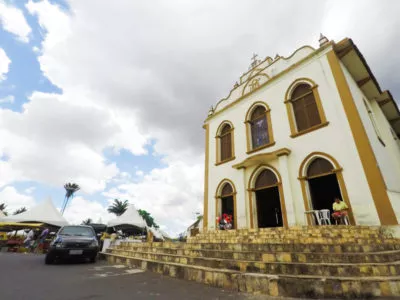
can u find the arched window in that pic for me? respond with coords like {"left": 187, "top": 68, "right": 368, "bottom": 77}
{"left": 255, "top": 169, "right": 278, "bottom": 189}
{"left": 285, "top": 79, "right": 328, "bottom": 137}
{"left": 245, "top": 103, "right": 275, "bottom": 154}
{"left": 221, "top": 183, "right": 233, "bottom": 196}
{"left": 291, "top": 84, "right": 321, "bottom": 132}
{"left": 307, "top": 157, "right": 334, "bottom": 178}
{"left": 250, "top": 106, "right": 269, "bottom": 148}
{"left": 216, "top": 122, "right": 235, "bottom": 164}
{"left": 220, "top": 124, "right": 232, "bottom": 161}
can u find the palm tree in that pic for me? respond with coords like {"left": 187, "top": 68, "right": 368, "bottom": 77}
{"left": 61, "top": 183, "right": 80, "bottom": 214}
{"left": 0, "top": 203, "right": 7, "bottom": 215}
{"left": 81, "top": 218, "right": 93, "bottom": 225}
{"left": 13, "top": 207, "right": 27, "bottom": 215}
{"left": 138, "top": 209, "right": 159, "bottom": 228}
{"left": 107, "top": 199, "right": 128, "bottom": 216}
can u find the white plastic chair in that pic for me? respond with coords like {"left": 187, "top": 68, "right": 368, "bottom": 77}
{"left": 319, "top": 209, "right": 331, "bottom": 225}
{"left": 304, "top": 210, "right": 321, "bottom": 225}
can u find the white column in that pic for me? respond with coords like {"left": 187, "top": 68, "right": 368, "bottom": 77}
{"left": 278, "top": 154, "right": 297, "bottom": 226}
{"left": 240, "top": 167, "right": 249, "bottom": 229}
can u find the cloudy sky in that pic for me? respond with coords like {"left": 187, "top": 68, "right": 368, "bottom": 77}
{"left": 0, "top": 0, "right": 399, "bottom": 236}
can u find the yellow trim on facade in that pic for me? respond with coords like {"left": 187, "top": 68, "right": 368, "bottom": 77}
{"left": 247, "top": 165, "right": 289, "bottom": 229}
{"left": 290, "top": 122, "right": 329, "bottom": 138}
{"left": 298, "top": 151, "right": 355, "bottom": 225}
{"left": 246, "top": 142, "right": 276, "bottom": 155}
{"left": 327, "top": 50, "right": 397, "bottom": 225}
{"left": 233, "top": 148, "right": 291, "bottom": 170}
{"left": 215, "top": 179, "right": 238, "bottom": 230}
{"left": 202, "top": 124, "right": 209, "bottom": 230}
{"left": 284, "top": 78, "right": 328, "bottom": 137}
{"left": 244, "top": 101, "right": 275, "bottom": 154}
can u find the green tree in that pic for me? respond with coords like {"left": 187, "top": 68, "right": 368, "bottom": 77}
{"left": 107, "top": 199, "right": 128, "bottom": 216}
{"left": 13, "top": 207, "right": 27, "bottom": 215}
{"left": 138, "top": 209, "right": 159, "bottom": 229}
{"left": 81, "top": 218, "right": 93, "bottom": 225}
{"left": 61, "top": 183, "right": 80, "bottom": 214}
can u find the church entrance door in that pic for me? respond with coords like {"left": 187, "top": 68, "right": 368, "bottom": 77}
{"left": 253, "top": 169, "right": 283, "bottom": 228}
{"left": 255, "top": 186, "right": 282, "bottom": 228}
{"left": 221, "top": 196, "right": 234, "bottom": 228}
{"left": 218, "top": 182, "right": 236, "bottom": 229}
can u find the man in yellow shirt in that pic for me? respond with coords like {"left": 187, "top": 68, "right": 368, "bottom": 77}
{"left": 332, "top": 198, "right": 348, "bottom": 224}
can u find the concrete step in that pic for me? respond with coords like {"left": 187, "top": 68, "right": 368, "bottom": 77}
{"left": 193, "top": 230, "right": 387, "bottom": 238}
{"left": 195, "top": 226, "right": 391, "bottom": 235}
{"left": 111, "top": 245, "right": 400, "bottom": 263}
{"left": 118, "top": 241, "right": 400, "bottom": 253}
{"left": 102, "top": 252, "right": 400, "bottom": 298}
{"left": 188, "top": 238, "right": 400, "bottom": 245}
{"left": 109, "top": 248, "right": 400, "bottom": 277}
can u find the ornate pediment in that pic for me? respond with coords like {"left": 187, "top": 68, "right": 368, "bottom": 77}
{"left": 241, "top": 73, "right": 270, "bottom": 96}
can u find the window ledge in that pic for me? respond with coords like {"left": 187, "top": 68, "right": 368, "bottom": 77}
{"left": 215, "top": 156, "right": 236, "bottom": 166}
{"left": 290, "top": 121, "right": 329, "bottom": 138}
{"left": 246, "top": 141, "right": 276, "bottom": 155}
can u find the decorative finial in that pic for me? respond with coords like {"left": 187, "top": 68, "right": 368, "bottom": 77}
{"left": 208, "top": 106, "right": 214, "bottom": 116}
{"left": 234, "top": 81, "right": 239, "bottom": 88}
{"left": 319, "top": 33, "right": 329, "bottom": 47}
{"left": 274, "top": 54, "right": 280, "bottom": 60}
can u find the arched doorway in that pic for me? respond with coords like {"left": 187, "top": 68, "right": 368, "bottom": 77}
{"left": 306, "top": 158, "right": 342, "bottom": 214}
{"left": 254, "top": 169, "right": 283, "bottom": 228}
{"left": 299, "top": 152, "right": 355, "bottom": 225}
{"left": 216, "top": 180, "right": 237, "bottom": 229}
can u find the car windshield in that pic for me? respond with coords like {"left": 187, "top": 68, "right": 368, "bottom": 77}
{"left": 59, "top": 226, "right": 94, "bottom": 237}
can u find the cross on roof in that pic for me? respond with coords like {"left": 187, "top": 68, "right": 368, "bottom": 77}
{"left": 251, "top": 53, "right": 258, "bottom": 64}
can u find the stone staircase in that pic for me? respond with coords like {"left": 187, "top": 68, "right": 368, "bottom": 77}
{"left": 102, "top": 226, "right": 400, "bottom": 298}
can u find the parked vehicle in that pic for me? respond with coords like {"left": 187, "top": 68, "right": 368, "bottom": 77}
{"left": 45, "top": 225, "right": 99, "bottom": 264}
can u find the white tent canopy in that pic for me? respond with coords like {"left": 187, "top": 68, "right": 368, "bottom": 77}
{"left": 107, "top": 204, "right": 146, "bottom": 229}
{"left": 0, "top": 198, "right": 69, "bottom": 227}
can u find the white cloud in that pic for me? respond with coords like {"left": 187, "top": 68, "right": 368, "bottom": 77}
{"left": 103, "top": 159, "right": 204, "bottom": 236}
{"left": 25, "top": 186, "right": 36, "bottom": 194}
{"left": 0, "top": 91, "right": 131, "bottom": 193}
{"left": 0, "top": 48, "right": 11, "bottom": 81}
{"left": 0, "top": 0, "right": 31, "bottom": 42}
{"left": 63, "top": 196, "right": 115, "bottom": 225}
{"left": 0, "top": 95, "right": 14, "bottom": 103}
{"left": 0, "top": 186, "right": 36, "bottom": 214}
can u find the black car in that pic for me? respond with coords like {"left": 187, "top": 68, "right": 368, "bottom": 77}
{"left": 45, "top": 225, "right": 99, "bottom": 264}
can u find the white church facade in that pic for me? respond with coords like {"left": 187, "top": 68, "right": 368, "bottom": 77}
{"left": 202, "top": 36, "right": 400, "bottom": 230}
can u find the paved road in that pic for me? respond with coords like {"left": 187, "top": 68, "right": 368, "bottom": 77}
{"left": 0, "top": 253, "right": 268, "bottom": 300}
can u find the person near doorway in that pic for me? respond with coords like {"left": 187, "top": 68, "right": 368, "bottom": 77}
{"left": 332, "top": 198, "right": 349, "bottom": 224}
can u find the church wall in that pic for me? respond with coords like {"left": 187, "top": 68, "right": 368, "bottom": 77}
{"left": 340, "top": 63, "right": 400, "bottom": 222}
{"left": 206, "top": 47, "right": 382, "bottom": 229}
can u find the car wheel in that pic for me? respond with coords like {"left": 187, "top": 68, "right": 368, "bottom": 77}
{"left": 45, "top": 254, "right": 54, "bottom": 265}
{"left": 89, "top": 255, "right": 97, "bottom": 263}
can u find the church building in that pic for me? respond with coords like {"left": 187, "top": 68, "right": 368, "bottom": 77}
{"left": 202, "top": 35, "right": 400, "bottom": 230}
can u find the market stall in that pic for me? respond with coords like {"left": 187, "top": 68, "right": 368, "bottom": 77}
{"left": 0, "top": 222, "right": 44, "bottom": 252}
{"left": 103, "top": 205, "right": 147, "bottom": 251}
{"left": 0, "top": 199, "right": 68, "bottom": 253}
